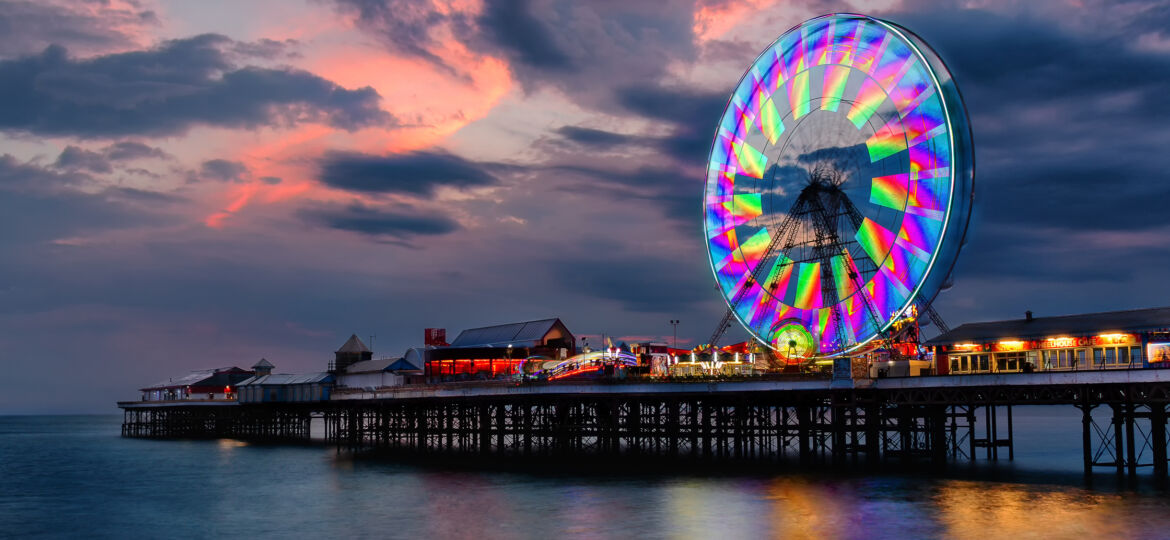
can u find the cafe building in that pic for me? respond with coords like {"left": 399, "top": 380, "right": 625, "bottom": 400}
{"left": 926, "top": 306, "right": 1170, "bottom": 375}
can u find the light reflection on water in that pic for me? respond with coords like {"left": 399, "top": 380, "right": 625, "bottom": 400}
{"left": 3, "top": 413, "right": 1170, "bottom": 539}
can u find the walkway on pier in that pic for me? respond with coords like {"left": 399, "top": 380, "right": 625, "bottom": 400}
{"left": 330, "top": 368, "right": 1170, "bottom": 402}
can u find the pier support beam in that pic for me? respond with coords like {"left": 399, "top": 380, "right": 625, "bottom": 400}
{"left": 1152, "top": 404, "right": 1168, "bottom": 482}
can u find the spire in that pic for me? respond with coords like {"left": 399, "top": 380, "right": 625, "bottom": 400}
{"left": 251, "top": 358, "right": 274, "bottom": 376}
{"left": 336, "top": 334, "right": 371, "bottom": 354}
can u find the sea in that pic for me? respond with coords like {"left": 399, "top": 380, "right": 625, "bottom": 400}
{"left": 3, "top": 410, "right": 1170, "bottom": 539}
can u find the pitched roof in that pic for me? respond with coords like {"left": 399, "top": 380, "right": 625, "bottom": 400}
{"left": 252, "top": 358, "right": 274, "bottom": 369}
{"left": 141, "top": 367, "right": 250, "bottom": 391}
{"left": 926, "top": 306, "right": 1170, "bottom": 345}
{"left": 386, "top": 358, "right": 422, "bottom": 372}
{"left": 235, "top": 372, "right": 333, "bottom": 386}
{"left": 449, "top": 318, "right": 567, "bottom": 348}
{"left": 343, "top": 358, "right": 399, "bottom": 374}
{"left": 336, "top": 334, "right": 370, "bottom": 354}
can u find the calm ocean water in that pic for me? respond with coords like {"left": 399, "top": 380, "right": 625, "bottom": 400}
{"left": 3, "top": 410, "right": 1170, "bottom": 539}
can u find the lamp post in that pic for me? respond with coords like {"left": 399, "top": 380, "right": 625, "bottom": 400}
{"left": 670, "top": 320, "right": 680, "bottom": 350}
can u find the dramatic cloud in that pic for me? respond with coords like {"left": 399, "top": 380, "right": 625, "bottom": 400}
{"left": 549, "top": 251, "right": 712, "bottom": 313}
{"left": 317, "top": 150, "right": 499, "bottom": 196}
{"left": 52, "top": 141, "right": 171, "bottom": 174}
{"left": 612, "top": 84, "right": 727, "bottom": 166}
{"left": 231, "top": 38, "right": 301, "bottom": 60}
{"left": 103, "top": 141, "right": 170, "bottom": 162}
{"left": 54, "top": 145, "right": 111, "bottom": 173}
{"left": 476, "top": 0, "right": 573, "bottom": 71}
{"left": 0, "top": 34, "right": 392, "bottom": 137}
{"left": 551, "top": 164, "right": 701, "bottom": 233}
{"left": 298, "top": 202, "right": 461, "bottom": 240}
{"left": 329, "top": 0, "right": 472, "bottom": 73}
{"left": 333, "top": 0, "right": 699, "bottom": 110}
{"left": 555, "top": 126, "right": 637, "bottom": 150}
{"left": 0, "top": 0, "right": 157, "bottom": 58}
{"left": 0, "top": 155, "right": 175, "bottom": 245}
{"left": 200, "top": 159, "right": 249, "bottom": 183}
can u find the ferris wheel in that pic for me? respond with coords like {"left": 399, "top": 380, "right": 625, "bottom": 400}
{"left": 703, "top": 13, "right": 974, "bottom": 361}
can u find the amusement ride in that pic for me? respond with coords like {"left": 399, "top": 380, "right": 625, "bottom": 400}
{"left": 702, "top": 14, "right": 975, "bottom": 368}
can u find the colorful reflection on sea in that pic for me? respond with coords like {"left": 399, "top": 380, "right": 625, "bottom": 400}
{"left": 5, "top": 415, "right": 1170, "bottom": 538}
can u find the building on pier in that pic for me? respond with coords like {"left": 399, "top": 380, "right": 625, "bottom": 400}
{"left": 425, "top": 318, "right": 576, "bottom": 381}
{"left": 336, "top": 357, "right": 424, "bottom": 390}
{"left": 330, "top": 334, "right": 373, "bottom": 372}
{"left": 928, "top": 306, "right": 1170, "bottom": 375}
{"left": 235, "top": 371, "right": 334, "bottom": 403}
{"left": 139, "top": 366, "right": 254, "bottom": 401}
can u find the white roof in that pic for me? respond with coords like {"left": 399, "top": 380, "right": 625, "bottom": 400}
{"left": 235, "top": 372, "right": 333, "bottom": 386}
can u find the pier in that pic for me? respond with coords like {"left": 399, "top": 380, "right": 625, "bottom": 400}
{"left": 121, "top": 368, "right": 1170, "bottom": 478}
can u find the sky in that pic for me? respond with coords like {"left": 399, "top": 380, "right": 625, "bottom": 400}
{"left": 1, "top": 0, "right": 1168, "bottom": 413}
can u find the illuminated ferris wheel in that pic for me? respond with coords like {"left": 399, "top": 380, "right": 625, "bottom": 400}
{"left": 703, "top": 13, "right": 974, "bottom": 361}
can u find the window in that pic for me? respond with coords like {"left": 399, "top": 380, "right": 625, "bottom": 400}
{"left": 1042, "top": 349, "right": 1081, "bottom": 370}
{"left": 1091, "top": 346, "right": 1137, "bottom": 368}
{"left": 996, "top": 352, "right": 1026, "bottom": 372}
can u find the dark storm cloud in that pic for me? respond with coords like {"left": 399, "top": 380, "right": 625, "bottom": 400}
{"left": 613, "top": 84, "right": 727, "bottom": 166}
{"left": 331, "top": 0, "right": 698, "bottom": 110}
{"left": 0, "top": 0, "right": 157, "bottom": 58}
{"left": 981, "top": 161, "right": 1170, "bottom": 232}
{"left": 952, "top": 224, "right": 1153, "bottom": 284}
{"left": 298, "top": 203, "right": 461, "bottom": 240}
{"left": 101, "top": 186, "right": 186, "bottom": 206}
{"left": 555, "top": 126, "right": 636, "bottom": 150}
{"left": 54, "top": 145, "right": 111, "bottom": 173}
{"left": 870, "top": 4, "right": 1170, "bottom": 242}
{"left": 852, "top": 2, "right": 1170, "bottom": 322}
{"left": 548, "top": 251, "right": 712, "bottom": 313}
{"left": 0, "top": 155, "right": 175, "bottom": 244}
{"left": 547, "top": 83, "right": 726, "bottom": 168}
{"left": 476, "top": 0, "right": 572, "bottom": 70}
{"left": 231, "top": 38, "right": 301, "bottom": 60}
{"left": 551, "top": 164, "right": 702, "bottom": 235}
{"left": 890, "top": 6, "right": 1170, "bottom": 107}
{"left": 0, "top": 153, "right": 84, "bottom": 189}
{"left": 614, "top": 84, "right": 726, "bottom": 125}
{"left": 52, "top": 141, "right": 171, "bottom": 176}
{"left": 317, "top": 150, "right": 498, "bottom": 196}
{"left": 330, "top": 0, "right": 471, "bottom": 74}
{"left": 884, "top": 5, "right": 1170, "bottom": 158}
{"left": 0, "top": 34, "right": 391, "bottom": 137}
{"left": 104, "top": 141, "right": 170, "bottom": 162}
{"left": 471, "top": 0, "right": 700, "bottom": 97}
{"left": 199, "top": 159, "right": 249, "bottom": 182}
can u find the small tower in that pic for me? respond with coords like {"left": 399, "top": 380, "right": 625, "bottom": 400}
{"left": 333, "top": 334, "right": 372, "bottom": 372}
{"left": 252, "top": 358, "right": 274, "bottom": 376}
